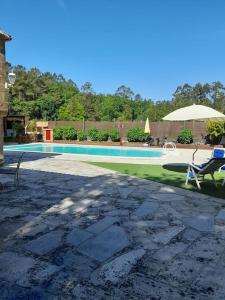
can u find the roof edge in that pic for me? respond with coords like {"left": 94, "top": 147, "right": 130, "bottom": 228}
{"left": 0, "top": 31, "right": 12, "bottom": 41}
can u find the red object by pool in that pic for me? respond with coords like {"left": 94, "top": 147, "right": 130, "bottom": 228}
{"left": 43, "top": 129, "right": 53, "bottom": 142}
{"left": 46, "top": 130, "right": 51, "bottom": 141}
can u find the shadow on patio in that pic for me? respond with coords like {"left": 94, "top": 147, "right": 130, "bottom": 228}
{"left": 0, "top": 152, "right": 225, "bottom": 299}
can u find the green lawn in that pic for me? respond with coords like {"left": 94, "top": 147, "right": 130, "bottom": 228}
{"left": 88, "top": 162, "right": 225, "bottom": 199}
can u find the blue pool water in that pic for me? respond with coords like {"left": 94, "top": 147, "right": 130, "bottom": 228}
{"left": 4, "top": 144, "right": 163, "bottom": 158}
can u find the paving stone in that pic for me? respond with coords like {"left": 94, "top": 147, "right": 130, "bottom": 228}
{"left": 72, "top": 284, "right": 111, "bottom": 300}
{"left": 66, "top": 228, "right": 93, "bottom": 247}
{"left": 24, "top": 230, "right": 64, "bottom": 255}
{"left": 32, "top": 263, "right": 61, "bottom": 283}
{"left": 130, "top": 189, "right": 154, "bottom": 200}
{"left": 46, "top": 197, "right": 74, "bottom": 213}
{"left": 47, "top": 271, "right": 79, "bottom": 295}
{"left": 0, "top": 282, "right": 48, "bottom": 300}
{"left": 192, "top": 260, "right": 225, "bottom": 299}
{"left": 151, "top": 193, "right": 186, "bottom": 202}
{"left": 157, "top": 203, "right": 183, "bottom": 219}
{"left": 214, "top": 224, "right": 225, "bottom": 240}
{"left": 135, "top": 220, "right": 169, "bottom": 229}
{"left": 181, "top": 228, "right": 201, "bottom": 242}
{"left": 174, "top": 198, "right": 221, "bottom": 216}
{"left": 42, "top": 215, "right": 68, "bottom": 228}
{"left": 116, "top": 199, "right": 139, "bottom": 209}
{"left": 141, "top": 255, "right": 167, "bottom": 276}
{"left": 0, "top": 220, "right": 25, "bottom": 241}
{"left": 215, "top": 209, "right": 225, "bottom": 224}
{"left": 16, "top": 223, "right": 48, "bottom": 237}
{"left": 91, "top": 249, "right": 145, "bottom": 285}
{"left": 152, "top": 226, "right": 185, "bottom": 245}
{"left": 62, "top": 199, "right": 96, "bottom": 214}
{"left": 158, "top": 186, "right": 178, "bottom": 193}
{"left": 67, "top": 216, "right": 91, "bottom": 228}
{"left": 153, "top": 242, "right": 187, "bottom": 261}
{"left": 158, "top": 255, "right": 204, "bottom": 287}
{"left": 116, "top": 273, "right": 200, "bottom": 300}
{"left": 0, "top": 252, "right": 35, "bottom": 282}
{"left": 87, "top": 189, "right": 105, "bottom": 198}
{"left": 118, "top": 186, "right": 136, "bottom": 199}
{"left": 104, "top": 209, "right": 129, "bottom": 216}
{"left": 86, "top": 216, "right": 119, "bottom": 234}
{"left": 103, "top": 186, "right": 118, "bottom": 196}
{"left": 129, "top": 227, "right": 148, "bottom": 239}
{"left": 183, "top": 215, "right": 214, "bottom": 232}
{"left": 136, "top": 237, "right": 160, "bottom": 250}
{"left": 77, "top": 225, "right": 129, "bottom": 262}
{"left": 73, "top": 189, "right": 104, "bottom": 199}
{"left": 0, "top": 207, "right": 24, "bottom": 221}
{"left": 133, "top": 201, "right": 159, "bottom": 218}
{"left": 185, "top": 236, "right": 225, "bottom": 260}
{"left": 56, "top": 251, "right": 98, "bottom": 279}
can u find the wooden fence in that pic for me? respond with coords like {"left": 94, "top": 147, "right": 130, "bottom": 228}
{"left": 46, "top": 120, "right": 207, "bottom": 140}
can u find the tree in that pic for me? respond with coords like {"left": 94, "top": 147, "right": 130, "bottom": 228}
{"left": 81, "top": 93, "right": 98, "bottom": 120}
{"left": 210, "top": 81, "right": 225, "bottom": 113}
{"left": 135, "top": 93, "right": 142, "bottom": 101}
{"left": 115, "top": 85, "right": 134, "bottom": 99}
{"left": 172, "top": 84, "right": 193, "bottom": 108}
{"left": 191, "top": 83, "right": 211, "bottom": 105}
{"left": 81, "top": 82, "right": 94, "bottom": 94}
{"left": 8, "top": 63, "right": 225, "bottom": 123}
{"left": 57, "top": 95, "right": 85, "bottom": 120}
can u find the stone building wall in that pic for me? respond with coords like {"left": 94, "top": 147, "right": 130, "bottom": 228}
{"left": 0, "top": 32, "right": 11, "bottom": 164}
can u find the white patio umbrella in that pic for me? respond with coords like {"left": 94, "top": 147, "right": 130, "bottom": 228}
{"left": 144, "top": 117, "right": 151, "bottom": 134}
{"left": 162, "top": 104, "right": 225, "bottom": 161}
{"left": 163, "top": 104, "right": 225, "bottom": 121}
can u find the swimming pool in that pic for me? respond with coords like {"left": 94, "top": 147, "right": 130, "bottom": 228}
{"left": 4, "top": 143, "right": 164, "bottom": 158}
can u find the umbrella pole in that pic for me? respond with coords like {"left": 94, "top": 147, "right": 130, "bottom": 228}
{"left": 192, "top": 143, "right": 199, "bottom": 163}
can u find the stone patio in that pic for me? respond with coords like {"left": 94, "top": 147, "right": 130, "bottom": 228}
{"left": 0, "top": 152, "right": 225, "bottom": 299}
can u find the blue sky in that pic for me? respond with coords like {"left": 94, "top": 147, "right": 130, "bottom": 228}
{"left": 1, "top": 0, "right": 225, "bottom": 100}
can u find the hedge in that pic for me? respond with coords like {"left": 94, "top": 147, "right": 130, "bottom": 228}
{"left": 97, "top": 130, "right": 109, "bottom": 141}
{"left": 77, "top": 129, "right": 87, "bottom": 141}
{"left": 88, "top": 128, "right": 99, "bottom": 141}
{"left": 108, "top": 129, "right": 120, "bottom": 142}
{"left": 53, "top": 127, "right": 64, "bottom": 140}
{"left": 53, "top": 126, "right": 77, "bottom": 140}
{"left": 177, "top": 129, "right": 193, "bottom": 144}
{"left": 127, "top": 128, "right": 147, "bottom": 142}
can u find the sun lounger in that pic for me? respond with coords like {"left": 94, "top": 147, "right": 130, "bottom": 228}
{"left": 0, "top": 153, "right": 24, "bottom": 187}
{"left": 185, "top": 157, "right": 225, "bottom": 190}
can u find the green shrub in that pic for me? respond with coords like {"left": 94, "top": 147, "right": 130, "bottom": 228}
{"left": 63, "top": 127, "right": 77, "bottom": 140}
{"left": 53, "top": 126, "right": 77, "bottom": 140}
{"left": 97, "top": 130, "right": 109, "bottom": 141}
{"left": 53, "top": 127, "right": 64, "bottom": 140}
{"left": 108, "top": 129, "right": 120, "bottom": 142}
{"left": 77, "top": 129, "right": 87, "bottom": 141}
{"left": 207, "top": 120, "right": 225, "bottom": 144}
{"left": 177, "top": 129, "right": 193, "bottom": 144}
{"left": 88, "top": 128, "right": 98, "bottom": 141}
{"left": 127, "top": 128, "right": 147, "bottom": 142}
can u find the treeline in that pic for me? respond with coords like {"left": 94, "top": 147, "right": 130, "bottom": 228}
{"left": 7, "top": 64, "right": 225, "bottom": 121}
